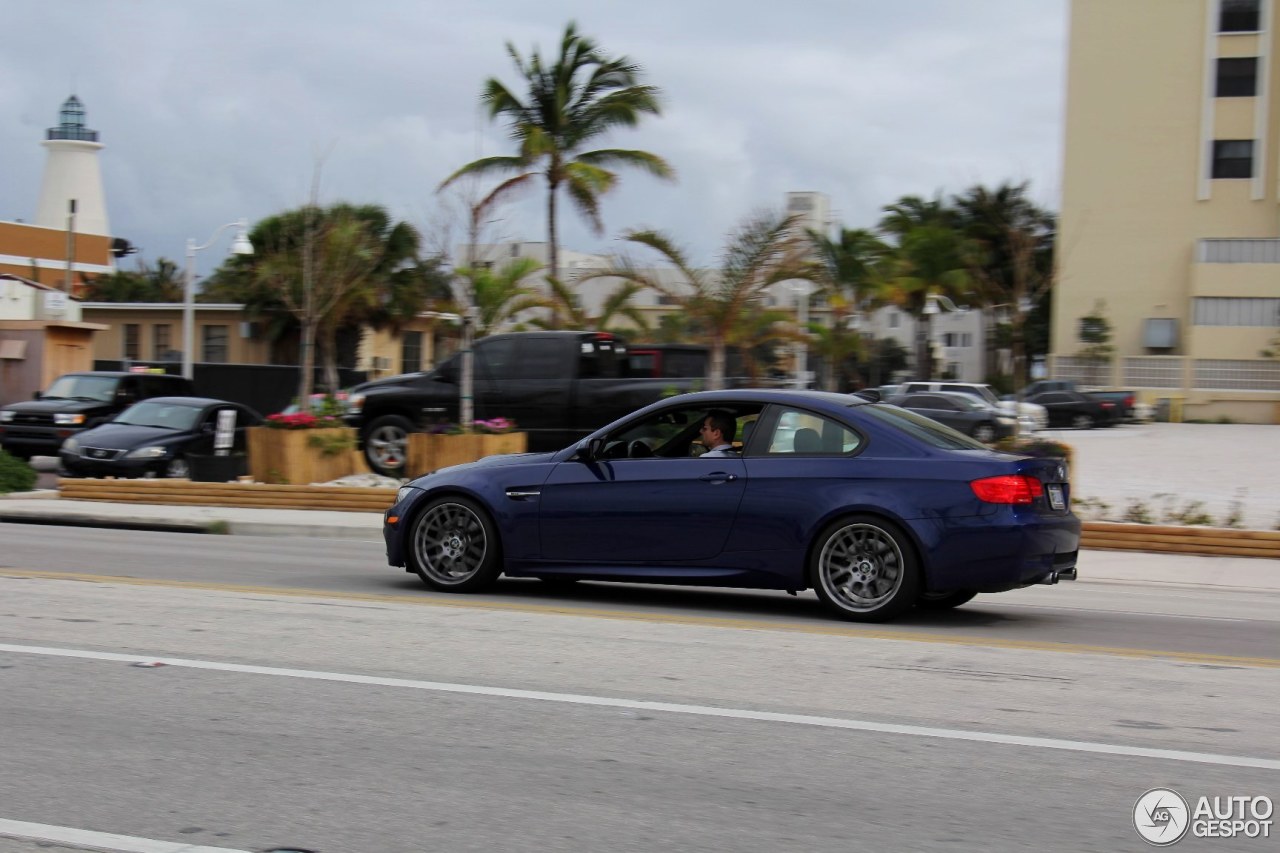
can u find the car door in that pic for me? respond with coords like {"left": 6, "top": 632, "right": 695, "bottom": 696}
{"left": 1030, "top": 392, "right": 1070, "bottom": 426}
{"left": 538, "top": 402, "right": 748, "bottom": 563}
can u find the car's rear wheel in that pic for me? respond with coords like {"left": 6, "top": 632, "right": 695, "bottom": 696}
{"left": 917, "top": 590, "right": 978, "bottom": 610}
{"left": 810, "top": 515, "right": 919, "bottom": 622}
{"left": 164, "top": 456, "right": 189, "bottom": 479}
{"left": 365, "top": 415, "right": 412, "bottom": 476}
{"left": 972, "top": 423, "right": 997, "bottom": 443}
{"left": 1071, "top": 413, "right": 1095, "bottom": 429}
{"left": 407, "top": 496, "right": 501, "bottom": 593}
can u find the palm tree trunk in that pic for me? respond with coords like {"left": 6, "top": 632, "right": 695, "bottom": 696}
{"left": 320, "top": 322, "right": 340, "bottom": 395}
{"left": 298, "top": 318, "right": 316, "bottom": 405}
{"left": 547, "top": 177, "right": 560, "bottom": 329}
{"left": 709, "top": 336, "right": 726, "bottom": 391}
{"left": 917, "top": 314, "right": 933, "bottom": 381}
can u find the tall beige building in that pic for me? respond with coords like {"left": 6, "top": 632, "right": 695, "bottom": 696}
{"left": 1056, "top": 0, "right": 1280, "bottom": 422}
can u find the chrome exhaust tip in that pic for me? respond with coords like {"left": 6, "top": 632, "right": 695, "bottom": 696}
{"left": 1037, "top": 571, "right": 1059, "bottom": 585}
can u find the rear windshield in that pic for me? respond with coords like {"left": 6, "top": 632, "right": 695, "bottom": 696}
{"left": 860, "top": 403, "right": 989, "bottom": 451}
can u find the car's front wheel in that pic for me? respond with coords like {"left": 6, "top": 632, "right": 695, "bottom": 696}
{"left": 164, "top": 455, "right": 189, "bottom": 479}
{"left": 810, "top": 515, "right": 919, "bottom": 622}
{"left": 364, "top": 415, "right": 412, "bottom": 476}
{"left": 972, "top": 423, "right": 997, "bottom": 443}
{"left": 917, "top": 590, "right": 978, "bottom": 611}
{"left": 407, "top": 496, "right": 501, "bottom": 593}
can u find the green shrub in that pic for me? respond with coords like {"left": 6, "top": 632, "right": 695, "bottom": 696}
{"left": 0, "top": 450, "right": 37, "bottom": 494}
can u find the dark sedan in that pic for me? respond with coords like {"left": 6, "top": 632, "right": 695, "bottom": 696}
{"left": 1024, "top": 390, "right": 1118, "bottom": 429}
{"left": 884, "top": 390, "right": 1017, "bottom": 443}
{"left": 382, "top": 389, "right": 1079, "bottom": 622}
{"left": 59, "top": 397, "right": 262, "bottom": 479}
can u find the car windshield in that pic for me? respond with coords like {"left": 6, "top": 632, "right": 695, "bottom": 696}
{"left": 113, "top": 401, "right": 201, "bottom": 431}
{"left": 860, "top": 403, "right": 989, "bottom": 450}
{"left": 973, "top": 386, "right": 1002, "bottom": 406}
{"left": 42, "top": 375, "right": 118, "bottom": 402}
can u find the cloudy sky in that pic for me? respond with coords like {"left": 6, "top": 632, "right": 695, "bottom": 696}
{"left": 2, "top": 0, "right": 1068, "bottom": 277}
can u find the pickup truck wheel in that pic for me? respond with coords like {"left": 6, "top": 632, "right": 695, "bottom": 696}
{"left": 1071, "top": 413, "right": 1094, "bottom": 429}
{"left": 365, "top": 415, "right": 412, "bottom": 476}
{"left": 972, "top": 423, "right": 997, "bottom": 443}
{"left": 408, "top": 496, "right": 501, "bottom": 593}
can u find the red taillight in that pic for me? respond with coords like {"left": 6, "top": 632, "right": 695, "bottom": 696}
{"left": 971, "top": 475, "right": 1045, "bottom": 504}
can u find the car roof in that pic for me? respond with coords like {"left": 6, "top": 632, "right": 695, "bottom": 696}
{"left": 138, "top": 396, "right": 239, "bottom": 407}
{"left": 894, "top": 389, "right": 987, "bottom": 402}
{"left": 663, "top": 388, "right": 874, "bottom": 410}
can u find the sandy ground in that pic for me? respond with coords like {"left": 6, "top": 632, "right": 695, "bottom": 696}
{"left": 1044, "top": 422, "right": 1280, "bottom": 530}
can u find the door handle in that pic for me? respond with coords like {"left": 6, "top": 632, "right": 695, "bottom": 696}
{"left": 699, "top": 472, "right": 737, "bottom": 483}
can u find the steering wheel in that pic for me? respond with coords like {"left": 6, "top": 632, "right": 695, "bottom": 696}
{"left": 628, "top": 440, "right": 654, "bottom": 458}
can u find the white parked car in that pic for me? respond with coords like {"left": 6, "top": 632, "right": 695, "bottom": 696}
{"left": 898, "top": 381, "right": 1049, "bottom": 432}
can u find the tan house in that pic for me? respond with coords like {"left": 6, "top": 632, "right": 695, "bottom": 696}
{"left": 1056, "top": 0, "right": 1280, "bottom": 422}
{"left": 79, "top": 302, "right": 461, "bottom": 381}
{"left": 0, "top": 274, "right": 107, "bottom": 405}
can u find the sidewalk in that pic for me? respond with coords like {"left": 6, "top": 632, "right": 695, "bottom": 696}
{"left": 1, "top": 492, "right": 1276, "bottom": 591}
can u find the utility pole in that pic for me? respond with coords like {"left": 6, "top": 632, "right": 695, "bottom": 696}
{"left": 64, "top": 199, "right": 77, "bottom": 293}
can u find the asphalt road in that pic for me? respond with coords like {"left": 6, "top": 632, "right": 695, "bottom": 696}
{"left": 0, "top": 527, "right": 1276, "bottom": 852}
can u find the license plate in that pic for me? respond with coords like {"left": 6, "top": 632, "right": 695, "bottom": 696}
{"left": 1047, "top": 484, "right": 1065, "bottom": 511}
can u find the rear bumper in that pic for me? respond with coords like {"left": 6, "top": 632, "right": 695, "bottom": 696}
{"left": 922, "top": 511, "right": 1081, "bottom": 593}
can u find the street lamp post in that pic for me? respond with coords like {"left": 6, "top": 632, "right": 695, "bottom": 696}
{"left": 183, "top": 219, "right": 253, "bottom": 380}
{"left": 789, "top": 281, "right": 814, "bottom": 389}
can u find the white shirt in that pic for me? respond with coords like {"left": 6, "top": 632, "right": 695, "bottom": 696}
{"left": 702, "top": 444, "right": 737, "bottom": 458}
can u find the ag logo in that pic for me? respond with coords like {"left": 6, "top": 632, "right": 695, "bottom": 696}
{"left": 1134, "top": 788, "right": 1190, "bottom": 845}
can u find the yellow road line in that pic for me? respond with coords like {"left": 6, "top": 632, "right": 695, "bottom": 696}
{"left": 3, "top": 568, "right": 1277, "bottom": 669}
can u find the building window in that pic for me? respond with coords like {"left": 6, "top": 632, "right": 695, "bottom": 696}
{"left": 122, "top": 324, "right": 140, "bottom": 360}
{"left": 1211, "top": 140, "right": 1254, "bottom": 178}
{"left": 152, "top": 324, "right": 172, "bottom": 360}
{"left": 888, "top": 312, "right": 900, "bottom": 329}
{"left": 1220, "top": 0, "right": 1261, "bottom": 32}
{"left": 401, "top": 331, "right": 422, "bottom": 374}
{"left": 1193, "top": 296, "right": 1280, "bottom": 326}
{"left": 1216, "top": 57, "right": 1258, "bottom": 96}
{"left": 202, "top": 325, "right": 228, "bottom": 363}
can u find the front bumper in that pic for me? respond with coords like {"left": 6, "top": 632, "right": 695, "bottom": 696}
{"left": 0, "top": 425, "right": 80, "bottom": 457}
{"left": 59, "top": 452, "right": 165, "bottom": 479}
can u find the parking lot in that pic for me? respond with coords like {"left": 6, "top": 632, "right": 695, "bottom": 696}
{"left": 1046, "top": 421, "right": 1280, "bottom": 530}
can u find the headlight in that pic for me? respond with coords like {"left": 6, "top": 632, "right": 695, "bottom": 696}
{"left": 396, "top": 485, "right": 419, "bottom": 505}
{"left": 125, "top": 446, "right": 168, "bottom": 459}
{"left": 0, "top": 410, "right": 14, "bottom": 423}
{"left": 53, "top": 413, "right": 86, "bottom": 425}
{"left": 61, "top": 437, "right": 79, "bottom": 453}
{"left": 348, "top": 393, "right": 365, "bottom": 415}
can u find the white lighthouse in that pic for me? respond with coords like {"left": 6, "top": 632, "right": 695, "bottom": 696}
{"left": 35, "top": 95, "right": 111, "bottom": 236}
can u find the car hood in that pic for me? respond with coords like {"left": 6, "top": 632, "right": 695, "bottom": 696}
{"left": 70, "top": 423, "right": 189, "bottom": 450}
{"left": 412, "top": 450, "right": 557, "bottom": 483}
{"left": 4, "top": 398, "right": 112, "bottom": 415}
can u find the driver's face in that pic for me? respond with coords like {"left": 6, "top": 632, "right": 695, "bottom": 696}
{"left": 700, "top": 419, "right": 721, "bottom": 445}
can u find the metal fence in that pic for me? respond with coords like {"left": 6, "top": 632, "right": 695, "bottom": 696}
{"left": 1053, "top": 355, "right": 1280, "bottom": 391}
{"left": 1123, "top": 357, "right": 1184, "bottom": 388}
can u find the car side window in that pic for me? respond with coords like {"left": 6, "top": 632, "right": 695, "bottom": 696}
{"left": 475, "top": 338, "right": 518, "bottom": 380}
{"left": 766, "top": 407, "right": 861, "bottom": 455}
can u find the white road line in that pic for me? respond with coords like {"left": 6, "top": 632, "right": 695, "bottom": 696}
{"left": 0, "top": 817, "right": 253, "bottom": 852}
{"left": 3, "top": 642, "right": 1278, "bottom": 772}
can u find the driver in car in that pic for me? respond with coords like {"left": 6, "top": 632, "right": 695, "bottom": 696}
{"left": 699, "top": 410, "right": 738, "bottom": 457}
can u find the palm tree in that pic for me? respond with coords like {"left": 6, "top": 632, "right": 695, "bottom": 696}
{"left": 438, "top": 21, "right": 674, "bottom": 324}
{"left": 583, "top": 210, "right": 815, "bottom": 389}
{"left": 809, "top": 227, "right": 891, "bottom": 389}
{"left": 952, "top": 182, "right": 1056, "bottom": 388}
{"left": 541, "top": 275, "right": 651, "bottom": 336}
{"left": 84, "top": 258, "right": 186, "bottom": 302}
{"left": 879, "top": 218, "right": 973, "bottom": 382}
{"left": 457, "top": 257, "right": 548, "bottom": 337}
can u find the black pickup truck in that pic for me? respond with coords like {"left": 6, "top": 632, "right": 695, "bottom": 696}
{"left": 345, "top": 331, "right": 707, "bottom": 475}
{"left": 1019, "top": 379, "right": 1141, "bottom": 422}
{"left": 0, "top": 371, "right": 196, "bottom": 460}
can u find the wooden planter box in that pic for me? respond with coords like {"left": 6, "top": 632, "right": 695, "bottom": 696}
{"left": 246, "top": 426, "right": 362, "bottom": 485}
{"left": 407, "top": 432, "right": 528, "bottom": 477}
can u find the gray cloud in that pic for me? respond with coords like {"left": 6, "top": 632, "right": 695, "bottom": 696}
{"left": 1, "top": 0, "right": 1066, "bottom": 275}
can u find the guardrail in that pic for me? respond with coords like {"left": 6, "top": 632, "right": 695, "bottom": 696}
{"left": 56, "top": 478, "right": 1280, "bottom": 560}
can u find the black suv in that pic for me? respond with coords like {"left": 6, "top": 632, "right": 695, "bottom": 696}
{"left": 0, "top": 371, "right": 196, "bottom": 460}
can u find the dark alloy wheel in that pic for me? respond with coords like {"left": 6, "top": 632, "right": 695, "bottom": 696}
{"left": 809, "top": 514, "right": 919, "bottom": 622}
{"left": 1070, "top": 413, "right": 1095, "bottom": 429}
{"left": 407, "top": 496, "right": 502, "bottom": 593}
{"left": 917, "top": 590, "right": 978, "bottom": 611}
{"left": 365, "top": 414, "right": 413, "bottom": 476}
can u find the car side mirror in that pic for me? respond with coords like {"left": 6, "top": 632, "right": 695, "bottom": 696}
{"left": 573, "top": 438, "right": 605, "bottom": 462}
